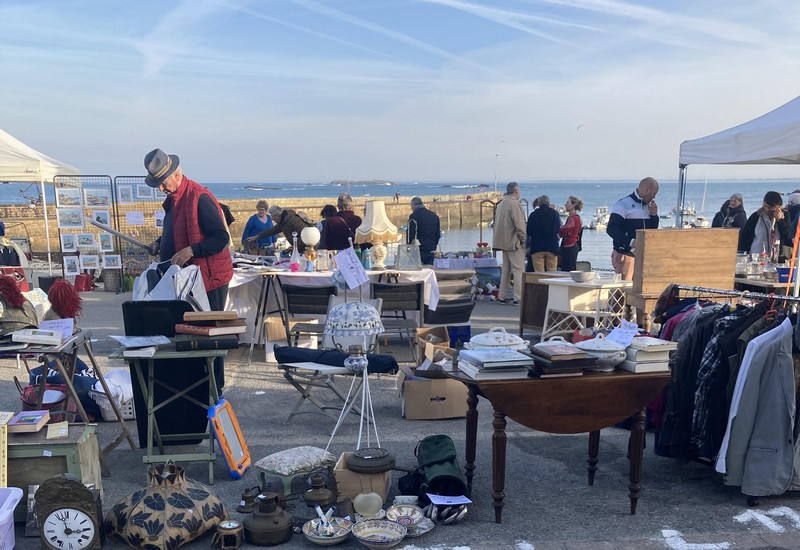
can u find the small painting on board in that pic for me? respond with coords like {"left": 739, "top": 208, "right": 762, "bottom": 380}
{"left": 79, "top": 254, "right": 99, "bottom": 270}
{"left": 60, "top": 233, "right": 77, "bottom": 252}
{"left": 117, "top": 185, "right": 133, "bottom": 204}
{"left": 63, "top": 256, "right": 80, "bottom": 276}
{"left": 76, "top": 233, "right": 96, "bottom": 248}
{"left": 83, "top": 188, "right": 110, "bottom": 207}
{"left": 92, "top": 210, "right": 110, "bottom": 226}
{"left": 102, "top": 254, "right": 121, "bottom": 269}
{"left": 55, "top": 188, "right": 82, "bottom": 207}
{"left": 155, "top": 211, "right": 165, "bottom": 228}
{"left": 99, "top": 233, "right": 113, "bottom": 252}
{"left": 136, "top": 184, "right": 154, "bottom": 200}
{"left": 56, "top": 208, "right": 83, "bottom": 229}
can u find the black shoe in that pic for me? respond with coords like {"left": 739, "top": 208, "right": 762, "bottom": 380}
{"left": 498, "top": 299, "right": 506, "bottom": 304}
{"left": 512, "top": 300, "right": 520, "bottom": 305}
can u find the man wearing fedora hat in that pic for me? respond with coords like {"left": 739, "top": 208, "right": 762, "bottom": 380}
{"left": 144, "top": 148, "right": 233, "bottom": 312}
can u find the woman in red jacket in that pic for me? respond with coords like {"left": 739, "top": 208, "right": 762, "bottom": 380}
{"left": 558, "top": 196, "right": 583, "bottom": 272}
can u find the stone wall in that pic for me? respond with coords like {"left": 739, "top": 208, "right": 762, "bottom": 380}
{"left": 0, "top": 191, "right": 503, "bottom": 254}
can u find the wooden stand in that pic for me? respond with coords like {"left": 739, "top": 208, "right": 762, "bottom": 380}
{"left": 519, "top": 272, "right": 570, "bottom": 336}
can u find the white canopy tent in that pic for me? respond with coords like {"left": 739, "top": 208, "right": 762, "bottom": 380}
{"left": 0, "top": 129, "right": 80, "bottom": 273}
{"left": 676, "top": 95, "right": 800, "bottom": 224}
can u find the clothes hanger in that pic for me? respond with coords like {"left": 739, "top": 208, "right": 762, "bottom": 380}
{"left": 764, "top": 293, "right": 778, "bottom": 322}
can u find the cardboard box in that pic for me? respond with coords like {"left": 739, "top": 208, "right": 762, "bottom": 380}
{"left": 397, "top": 365, "right": 468, "bottom": 420}
{"left": 416, "top": 326, "right": 453, "bottom": 367}
{"left": 333, "top": 452, "right": 392, "bottom": 502}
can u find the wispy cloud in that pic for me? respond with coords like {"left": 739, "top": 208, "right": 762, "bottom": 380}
{"left": 289, "top": 0, "right": 507, "bottom": 78}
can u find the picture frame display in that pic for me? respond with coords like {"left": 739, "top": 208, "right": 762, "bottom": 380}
{"left": 60, "top": 233, "right": 77, "bottom": 252}
{"left": 135, "top": 184, "right": 154, "bottom": 200}
{"left": 56, "top": 208, "right": 84, "bottom": 229}
{"left": 99, "top": 233, "right": 113, "bottom": 252}
{"left": 79, "top": 254, "right": 99, "bottom": 270}
{"left": 55, "top": 188, "right": 82, "bottom": 208}
{"left": 102, "top": 254, "right": 122, "bottom": 269}
{"left": 154, "top": 211, "right": 165, "bottom": 228}
{"left": 63, "top": 256, "right": 80, "bottom": 276}
{"left": 92, "top": 210, "right": 110, "bottom": 226}
{"left": 83, "top": 188, "right": 110, "bottom": 207}
{"left": 76, "top": 233, "right": 96, "bottom": 248}
{"left": 117, "top": 185, "right": 133, "bottom": 205}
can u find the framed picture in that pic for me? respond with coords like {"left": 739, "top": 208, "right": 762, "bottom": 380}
{"left": 83, "top": 188, "right": 110, "bottom": 207}
{"left": 60, "top": 233, "right": 77, "bottom": 252}
{"left": 79, "top": 254, "right": 99, "bottom": 270}
{"left": 102, "top": 254, "right": 122, "bottom": 269}
{"left": 99, "top": 233, "right": 113, "bottom": 252}
{"left": 63, "top": 256, "right": 80, "bottom": 276}
{"left": 92, "top": 210, "right": 110, "bottom": 226}
{"left": 117, "top": 185, "right": 133, "bottom": 205}
{"left": 136, "top": 184, "right": 154, "bottom": 200}
{"left": 76, "top": 233, "right": 96, "bottom": 248}
{"left": 154, "top": 211, "right": 165, "bottom": 228}
{"left": 56, "top": 208, "right": 84, "bottom": 229}
{"left": 55, "top": 188, "right": 82, "bottom": 207}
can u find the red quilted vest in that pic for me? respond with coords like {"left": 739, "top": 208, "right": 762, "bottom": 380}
{"left": 170, "top": 177, "right": 233, "bottom": 292}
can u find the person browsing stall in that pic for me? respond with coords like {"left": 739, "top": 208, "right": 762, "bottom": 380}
{"left": 738, "top": 191, "right": 794, "bottom": 260}
{"left": 241, "top": 199, "right": 276, "bottom": 250}
{"left": 711, "top": 193, "right": 747, "bottom": 229}
{"left": 319, "top": 204, "right": 352, "bottom": 250}
{"left": 527, "top": 195, "right": 562, "bottom": 272}
{"left": 407, "top": 196, "right": 441, "bottom": 265}
{"left": 493, "top": 182, "right": 526, "bottom": 304}
{"left": 247, "top": 204, "right": 310, "bottom": 253}
{"left": 606, "top": 177, "right": 660, "bottom": 281}
{"left": 558, "top": 195, "right": 583, "bottom": 272}
{"left": 145, "top": 148, "right": 233, "bottom": 311}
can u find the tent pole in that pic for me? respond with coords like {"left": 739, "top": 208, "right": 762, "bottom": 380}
{"left": 40, "top": 170, "right": 53, "bottom": 275}
{"left": 676, "top": 165, "right": 687, "bottom": 228}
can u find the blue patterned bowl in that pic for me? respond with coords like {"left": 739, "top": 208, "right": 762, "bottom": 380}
{"left": 351, "top": 519, "right": 407, "bottom": 550}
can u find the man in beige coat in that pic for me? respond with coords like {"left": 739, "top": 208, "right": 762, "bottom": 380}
{"left": 493, "top": 181, "right": 527, "bottom": 304}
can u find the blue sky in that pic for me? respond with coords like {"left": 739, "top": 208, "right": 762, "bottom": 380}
{"left": 1, "top": 0, "right": 799, "bottom": 183}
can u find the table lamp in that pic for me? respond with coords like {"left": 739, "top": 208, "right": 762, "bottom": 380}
{"left": 323, "top": 301, "right": 385, "bottom": 450}
{"left": 301, "top": 226, "right": 321, "bottom": 271}
{"left": 355, "top": 201, "right": 398, "bottom": 270}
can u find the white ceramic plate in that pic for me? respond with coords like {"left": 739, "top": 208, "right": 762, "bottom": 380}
{"left": 405, "top": 517, "right": 434, "bottom": 538}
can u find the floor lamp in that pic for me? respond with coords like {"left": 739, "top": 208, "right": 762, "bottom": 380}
{"left": 323, "top": 301, "right": 385, "bottom": 451}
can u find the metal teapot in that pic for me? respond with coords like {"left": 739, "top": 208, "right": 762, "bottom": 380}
{"left": 243, "top": 492, "right": 294, "bottom": 546}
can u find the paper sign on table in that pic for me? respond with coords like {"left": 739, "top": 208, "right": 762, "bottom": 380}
{"left": 605, "top": 319, "right": 639, "bottom": 347}
{"left": 334, "top": 247, "right": 369, "bottom": 289}
{"left": 426, "top": 494, "right": 472, "bottom": 505}
{"left": 39, "top": 318, "right": 74, "bottom": 341}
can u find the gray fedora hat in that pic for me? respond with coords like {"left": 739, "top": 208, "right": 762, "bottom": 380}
{"left": 144, "top": 148, "right": 180, "bottom": 188}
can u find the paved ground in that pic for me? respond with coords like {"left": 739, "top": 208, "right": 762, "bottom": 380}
{"left": 4, "top": 279, "right": 800, "bottom": 549}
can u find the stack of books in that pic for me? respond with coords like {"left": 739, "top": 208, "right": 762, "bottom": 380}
{"left": 619, "top": 336, "right": 677, "bottom": 373}
{"left": 457, "top": 348, "right": 534, "bottom": 380}
{"left": 174, "top": 311, "right": 246, "bottom": 351}
{"left": 530, "top": 341, "right": 595, "bottom": 378}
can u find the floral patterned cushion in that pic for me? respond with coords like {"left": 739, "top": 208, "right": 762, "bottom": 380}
{"left": 255, "top": 446, "right": 336, "bottom": 476}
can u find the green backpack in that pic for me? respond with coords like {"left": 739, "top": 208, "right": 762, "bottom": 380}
{"left": 398, "top": 435, "right": 468, "bottom": 502}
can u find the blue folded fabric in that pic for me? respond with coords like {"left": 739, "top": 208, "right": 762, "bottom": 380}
{"left": 273, "top": 346, "right": 398, "bottom": 374}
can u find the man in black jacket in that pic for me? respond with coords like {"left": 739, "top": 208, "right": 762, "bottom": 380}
{"left": 606, "top": 177, "right": 660, "bottom": 280}
{"left": 408, "top": 196, "right": 440, "bottom": 265}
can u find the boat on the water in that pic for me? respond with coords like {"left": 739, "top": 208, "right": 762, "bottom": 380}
{"left": 589, "top": 206, "right": 609, "bottom": 231}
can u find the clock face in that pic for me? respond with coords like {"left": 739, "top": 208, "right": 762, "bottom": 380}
{"left": 42, "top": 507, "right": 97, "bottom": 549}
{"left": 219, "top": 520, "right": 241, "bottom": 529}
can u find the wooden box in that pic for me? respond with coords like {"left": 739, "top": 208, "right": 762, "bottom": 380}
{"left": 632, "top": 228, "right": 738, "bottom": 295}
{"left": 334, "top": 452, "right": 392, "bottom": 502}
{"left": 6, "top": 424, "right": 102, "bottom": 522}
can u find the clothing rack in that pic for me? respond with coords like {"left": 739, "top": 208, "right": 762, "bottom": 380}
{"left": 675, "top": 284, "right": 800, "bottom": 303}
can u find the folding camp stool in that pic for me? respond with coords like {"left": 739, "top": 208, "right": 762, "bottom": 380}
{"left": 278, "top": 362, "right": 362, "bottom": 424}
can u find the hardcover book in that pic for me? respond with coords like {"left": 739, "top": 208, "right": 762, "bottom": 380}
{"left": 174, "top": 323, "right": 247, "bottom": 337}
{"left": 628, "top": 337, "right": 678, "bottom": 352}
{"left": 123, "top": 345, "right": 158, "bottom": 358}
{"left": 184, "top": 318, "right": 247, "bottom": 327}
{"left": 531, "top": 342, "right": 588, "bottom": 361}
{"left": 618, "top": 359, "right": 670, "bottom": 373}
{"left": 7, "top": 410, "right": 50, "bottom": 433}
{"left": 183, "top": 310, "right": 239, "bottom": 322}
{"left": 458, "top": 349, "right": 534, "bottom": 369}
{"left": 625, "top": 347, "right": 673, "bottom": 362}
{"left": 11, "top": 328, "right": 61, "bottom": 346}
{"left": 531, "top": 356, "right": 592, "bottom": 373}
{"left": 175, "top": 335, "right": 240, "bottom": 352}
{"left": 529, "top": 365, "right": 584, "bottom": 378}
{"left": 457, "top": 361, "right": 530, "bottom": 380}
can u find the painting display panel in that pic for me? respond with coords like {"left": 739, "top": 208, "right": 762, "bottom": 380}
{"left": 135, "top": 185, "right": 154, "bottom": 200}
{"left": 60, "top": 233, "right": 77, "bottom": 252}
{"left": 55, "top": 188, "right": 82, "bottom": 207}
{"left": 102, "top": 255, "right": 121, "bottom": 269}
{"left": 79, "top": 255, "right": 99, "bottom": 270}
{"left": 117, "top": 185, "right": 133, "bottom": 204}
{"left": 99, "top": 233, "right": 114, "bottom": 252}
{"left": 63, "top": 256, "right": 80, "bottom": 276}
{"left": 92, "top": 210, "right": 110, "bottom": 226}
{"left": 56, "top": 208, "right": 83, "bottom": 229}
{"left": 76, "top": 233, "right": 96, "bottom": 248}
{"left": 83, "top": 188, "right": 110, "bottom": 207}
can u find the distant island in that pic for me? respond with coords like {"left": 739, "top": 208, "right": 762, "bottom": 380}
{"left": 329, "top": 179, "right": 394, "bottom": 186}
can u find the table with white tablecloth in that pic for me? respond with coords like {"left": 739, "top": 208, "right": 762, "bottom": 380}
{"left": 225, "top": 268, "right": 440, "bottom": 348}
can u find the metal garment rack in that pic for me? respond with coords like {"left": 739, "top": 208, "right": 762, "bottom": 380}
{"left": 675, "top": 284, "right": 800, "bottom": 304}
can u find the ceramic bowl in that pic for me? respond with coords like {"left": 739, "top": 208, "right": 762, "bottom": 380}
{"left": 570, "top": 270, "right": 596, "bottom": 283}
{"left": 351, "top": 519, "right": 407, "bottom": 550}
{"left": 385, "top": 504, "right": 425, "bottom": 527}
{"left": 302, "top": 517, "right": 353, "bottom": 546}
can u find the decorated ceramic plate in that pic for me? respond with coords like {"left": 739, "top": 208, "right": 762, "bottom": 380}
{"left": 354, "top": 509, "right": 386, "bottom": 523}
{"left": 302, "top": 517, "right": 352, "bottom": 546}
{"left": 385, "top": 504, "right": 425, "bottom": 527}
{"left": 405, "top": 517, "right": 434, "bottom": 538}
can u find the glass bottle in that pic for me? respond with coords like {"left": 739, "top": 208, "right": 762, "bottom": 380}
{"left": 290, "top": 232, "right": 301, "bottom": 272}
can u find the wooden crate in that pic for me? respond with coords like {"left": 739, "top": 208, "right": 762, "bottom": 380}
{"left": 632, "top": 228, "right": 738, "bottom": 295}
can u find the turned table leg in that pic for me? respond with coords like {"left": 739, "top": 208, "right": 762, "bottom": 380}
{"left": 628, "top": 407, "right": 646, "bottom": 514}
{"left": 464, "top": 385, "right": 478, "bottom": 493}
{"left": 492, "top": 409, "right": 507, "bottom": 524}
{"left": 587, "top": 430, "right": 600, "bottom": 486}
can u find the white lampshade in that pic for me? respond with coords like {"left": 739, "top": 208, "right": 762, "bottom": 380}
{"left": 355, "top": 201, "right": 398, "bottom": 245}
{"left": 301, "top": 226, "right": 321, "bottom": 247}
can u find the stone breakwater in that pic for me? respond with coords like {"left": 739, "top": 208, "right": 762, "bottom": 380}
{"left": 0, "top": 191, "right": 501, "bottom": 255}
